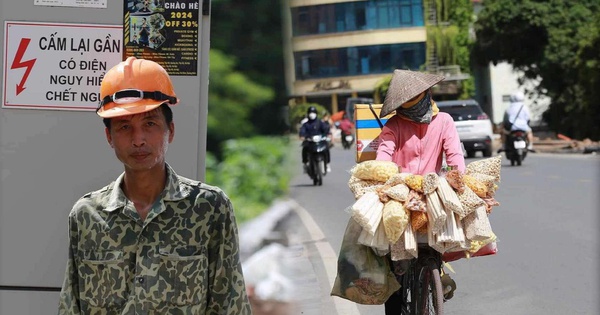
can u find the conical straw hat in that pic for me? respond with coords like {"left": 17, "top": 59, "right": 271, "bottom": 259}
{"left": 380, "top": 70, "right": 445, "bottom": 117}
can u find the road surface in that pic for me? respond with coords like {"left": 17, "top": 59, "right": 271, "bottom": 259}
{"left": 288, "top": 142, "right": 600, "bottom": 315}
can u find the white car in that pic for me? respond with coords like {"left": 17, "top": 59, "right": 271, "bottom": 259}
{"left": 437, "top": 99, "right": 494, "bottom": 158}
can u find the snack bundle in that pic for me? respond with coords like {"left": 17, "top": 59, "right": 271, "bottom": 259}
{"left": 347, "top": 157, "right": 501, "bottom": 261}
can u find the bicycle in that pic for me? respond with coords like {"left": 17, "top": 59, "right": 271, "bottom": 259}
{"left": 388, "top": 245, "right": 445, "bottom": 315}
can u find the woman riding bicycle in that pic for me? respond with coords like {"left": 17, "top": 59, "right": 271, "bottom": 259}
{"left": 375, "top": 69, "right": 466, "bottom": 313}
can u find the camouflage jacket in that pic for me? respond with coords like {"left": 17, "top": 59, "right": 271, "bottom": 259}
{"left": 58, "top": 164, "right": 252, "bottom": 315}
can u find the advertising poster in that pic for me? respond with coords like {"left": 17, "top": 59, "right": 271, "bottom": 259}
{"left": 123, "top": 0, "right": 200, "bottom": 76}
{"left": 2, "top": 21, "right": 122, "bottom": 111}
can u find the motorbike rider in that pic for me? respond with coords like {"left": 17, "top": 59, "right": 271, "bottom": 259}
{"left": 322, "top": 113, "right": 335, "bottom": 148}
{"left": 299, "top": 106, "right": 331, "bottom": 173}
{"left": 498, "top": 91, "right": 535, "bottom": 152}
{"left": 338, "top": 114, "right": 355, "bottom": 147}
{"left": 338, "top": 114, "right": 354, "bottom": 135}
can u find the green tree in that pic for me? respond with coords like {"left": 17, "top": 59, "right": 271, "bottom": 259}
{"left": 473, "top": 0, "right": 600, "bottom": 139}
{"left": 207, "top": 50, "right": 274, "bottom": 156}
{"left": 373, "top": 75, "right": 392, "bottom": 102}
{"left": 571, "top": 9, "right": 600, "bottom": 139}
{"left": 425, "top": 0, "right": 476, "bottom": 99}
{"left": 206, "top": 2, "right": 293, "bottom": 222}
{"left": 211, "top": 0, "right": 288, "bottom": 135}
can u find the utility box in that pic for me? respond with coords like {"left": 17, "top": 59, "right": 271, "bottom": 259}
{"left": 0, "top": 1, "right": 210, "bottom": 314}
{"left": 354, "top": 104, "right": 394, "bottom": 163}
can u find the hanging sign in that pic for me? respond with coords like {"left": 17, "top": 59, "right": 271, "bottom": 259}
{"left": 123, "top": 0, "right": 200, "bottom": 76}
{"left": 34, "top": 0, "right": 107, "bottom": 8}
{"left": 2, "top": 21, "right": 122, "bottom": 111}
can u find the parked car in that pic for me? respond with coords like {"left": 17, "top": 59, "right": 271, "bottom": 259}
{"left": 437, "top": 99, "right": 494, "bottom": 158}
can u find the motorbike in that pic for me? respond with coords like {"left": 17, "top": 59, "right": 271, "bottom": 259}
{"left": 341, "top": 130, "right": 354, "bottom": 149}
{"left": 302, "top": 134, "right": 330, "bottom": 186}
{"left": 504, "top": 130, "right": 529, "bottom": 166}
{"left": 334, "top": 121, "right": 354, "bottom": 150}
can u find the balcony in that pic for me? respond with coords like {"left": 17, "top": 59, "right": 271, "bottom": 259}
{"left": 430, "top": 65, "right": 470, "bottom": 81}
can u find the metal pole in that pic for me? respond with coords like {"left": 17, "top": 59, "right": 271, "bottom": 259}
{"left": 197, "top": 0, "right": 211, "bottom": 181}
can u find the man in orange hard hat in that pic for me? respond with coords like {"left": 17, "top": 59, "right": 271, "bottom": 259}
{"left": 58, "top": 57, "right": 252, "bottom": 314}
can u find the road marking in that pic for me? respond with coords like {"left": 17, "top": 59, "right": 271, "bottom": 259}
{"left": 289, "top": 199, "right": 361, "bottom": 315}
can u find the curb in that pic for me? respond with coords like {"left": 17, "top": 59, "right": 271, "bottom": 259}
{"left": 239, "top": 199, "right": 361, "bottom": 315}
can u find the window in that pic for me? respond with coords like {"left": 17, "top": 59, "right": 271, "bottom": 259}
{"left": 437, "top": 102, "right": 484, "bottom": 121}
{"left": 294, "top": 42, "right": 426, "bottom": 80}
{"left": 291, "top": 0, "right": 424, "bottom": 36}
{"left": 293, "top": 7, "right": 310, "bottom": 35}
{"left": 355, "top": 5, "right": 367, "bottom": 30}
{"left": 389, "top": 6, "right": 401, "bottom": 27}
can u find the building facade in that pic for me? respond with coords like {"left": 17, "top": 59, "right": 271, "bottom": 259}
{"left": 282, "top": 0, "right": 430, "bottom": 113}
{"left": 283, "top": 0, "right": 548, "bottom": 126}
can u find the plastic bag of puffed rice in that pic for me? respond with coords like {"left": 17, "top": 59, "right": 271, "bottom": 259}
{"left": 350, "top": 160, "right": 400, "bottom": 182}
{"left": 462, "top": 205, "right": 494, "bottom": 241}
{"left": 348, "top": 175, "right": 383, "bottom": 200}
{"left": 465, "top": 155, "right": 502, "bottom": 182}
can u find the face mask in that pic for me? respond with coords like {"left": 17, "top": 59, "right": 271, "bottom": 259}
{"left": 397, "top": 92, "right": 433, "bottom": 124}
{"left": 308, "top": 113, "right": 317, "bottom": 120}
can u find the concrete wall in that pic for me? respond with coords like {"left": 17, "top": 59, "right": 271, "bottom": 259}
{"left": 292, "top": 27, "right": 427, "bottom": 52}
{"left": 489, "top": 62, "right": 550, "bottom": 125}
{"left": 289, "top": 0, "right": 365, "bottom": 8}
{"left": 0, "top": 1, "right": 208, "bottom": 314}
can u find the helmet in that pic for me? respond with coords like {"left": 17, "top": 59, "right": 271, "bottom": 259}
{"left": 306, "top": 106, "right": 318, "bottom": 120}
{"left": 97, "top": 57, "right": 179, "bottom": 118}
{"left": 510, "top": 91, "right": 525, "bottom": 103}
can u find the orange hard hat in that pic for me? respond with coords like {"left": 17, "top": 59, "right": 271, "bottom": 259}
{"left": 97, "top": 57, "right": 178, "bottom": 118}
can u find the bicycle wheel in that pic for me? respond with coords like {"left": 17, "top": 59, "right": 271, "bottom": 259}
{"left": 398, "top": 266, "right": 414, "bottom": 315}
{"left": 415, "top": 261, "right": 444, "bottom": 315}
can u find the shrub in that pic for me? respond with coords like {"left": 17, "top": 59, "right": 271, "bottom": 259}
{"left": 205, "top": 136, "right": 295, "bottom": 223}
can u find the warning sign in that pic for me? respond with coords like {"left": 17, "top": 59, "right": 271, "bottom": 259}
{"left": 2, "top": 21, "right": 122, "bottom": 111}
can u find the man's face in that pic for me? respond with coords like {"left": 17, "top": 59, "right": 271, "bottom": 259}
{"left": 105, "top": 108, "right": 174, "bottom": 172}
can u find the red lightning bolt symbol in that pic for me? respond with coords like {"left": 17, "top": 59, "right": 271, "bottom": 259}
{"left": 11, "top": 38, "right": 37, "bottom": 96}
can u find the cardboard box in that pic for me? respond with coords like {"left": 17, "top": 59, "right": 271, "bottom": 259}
{"left": 354, "top": 104, "right": 395, "bottom": 163}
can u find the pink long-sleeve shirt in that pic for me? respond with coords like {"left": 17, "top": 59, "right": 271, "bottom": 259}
{"left": 376, "top": 112, "right": 465, "bottom": 174}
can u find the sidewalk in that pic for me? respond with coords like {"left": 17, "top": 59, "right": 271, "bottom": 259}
{"left": 492, "top": 133, "right": 600, "bottom": 154}
{"left": 239, "top": 199, "right": 360, "bottom": 315}
{"left": 239, "top": 200, "right": 327, "bottom": 315}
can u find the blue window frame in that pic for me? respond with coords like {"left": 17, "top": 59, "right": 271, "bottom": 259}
{"left": 292, "top": 0, "right": 424, "bottom": 36}
{"left": 294, "top": 42, "right": 426, "bottom": 80}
